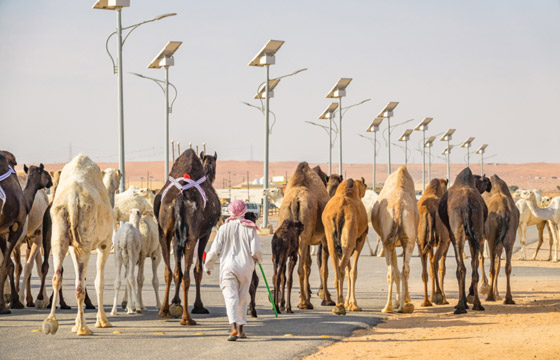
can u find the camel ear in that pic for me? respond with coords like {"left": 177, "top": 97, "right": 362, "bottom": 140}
{"left": 200, "top": 151, "right": 205, "bottom": 159}
{"left": 117, "top": 170, "right": 122, "bottom": 178}
{"left": 361, "top": 177, "right": 365, "bottom": 184}
{"left": 39, "top": 163, "right": 44, "bottom": 171}
{"left": 24, "top": 164, "right": 29, "bottom": 174}
{"left": 213, "top": 151, "right": 217, "bottom": 160}
{"left": 50, "top": 171, "right": 55, "bottom": 176}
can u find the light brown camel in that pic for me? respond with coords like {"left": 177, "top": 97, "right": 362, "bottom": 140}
{"left": 279, "top": 162, "right": 332, "bottom": 309}
{"left": 43, "top": 154, "right": 113, "bottom": 336}
{"left": 322, "top": 178, "right": 368, "bottom": 315}
{"left": 416, "top": 178, "right": 450, "bottom": 307}
{"left": 484, "top": 175, "right": 519, "bottom": 304}
{"left": 372, "top": 166, "right": 418, "bottom": 314}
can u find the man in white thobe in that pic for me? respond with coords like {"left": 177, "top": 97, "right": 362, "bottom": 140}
{"left": 204, "top": 200, "right": 262, "bottom": 341}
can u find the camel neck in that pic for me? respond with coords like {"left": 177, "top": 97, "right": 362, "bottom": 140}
{"left": 23, "top": 180, "right": 40, "bottom": 214}
{"left": 525, "top": 196, "right": 553, "bottom": 221}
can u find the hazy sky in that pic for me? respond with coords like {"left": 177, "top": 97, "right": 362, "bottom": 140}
{"left": 1, "top": 0, "right": 559, "bottom": 167}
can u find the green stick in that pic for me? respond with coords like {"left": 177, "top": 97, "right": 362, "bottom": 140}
{"left": 258, "top": 263, "right": 278, "bottom": 318}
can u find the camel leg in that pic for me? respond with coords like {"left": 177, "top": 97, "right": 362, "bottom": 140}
{"left": 503, "top": 237, "right": 515, "bottom": 304}
{"left": 286, "top": 255, "right": 297, "bottom": 313}
{"left": 42, "top": 230, "right": 68, "bottom": 334}
{"left": 365, "top": 233, "right": 375, "bottom": 256}
{"left": 478, "top": 237, "right": 490, "bottom": 296}
{"left": 192, "top": 234, "right": 211, "bottom": 314}
{"left": 1, "top": 227, "right": 26, "bottom": 312}
{"left": 419, "top": 244, "right": 431, "bottom": 307}
{"left": 399, "top": 241, "right": 414, "bottom": 314}
{"left": 331, "top": 249, "right": 349, "bottom": 316}
{"left": 20, "top": 242, "right": 41, "bottom": 306}
{"left": 375, "top": 236, "right": 384, "bottom": 257}
{"left": 549, "top": 221, "right": 559, "bottom": 262}
{"left": 151, "top": 251, "right": 162, "bottom": 310}
{"left": 381, "top": 244, "right": 394, "bottom": 313}
{"left": 280, "top": 262, "right": 287, "bottom": 311}
{"left": 297, "top": 244, "right": 313, "bottom": 310}
{"left": 468, "top": 240, "right": 484, "bottom": 311}
{"left": 13, "top": 245, "right": 22, "bottom": 294}
{"left": 126, "top": 254, "right": 140, "bottom": 314}
{"left": 518, "top": 223, "right": 528, "bottom": 260}
{"left": 486, "top": 242, "right": 497, "bottom": 302}
{"left": 450, "top": 230, "right": 468, "bottom": 314}
{"left": 493, "top": 250, "right": 502, "bottom": 301}
{"left": 316, "top": 243, "right": 323, "bottom": 297}
{"left": 533, "top": 222, "right": 545, "bottom": 260}
{"left": 391, "top": 248, "right": 402, "bottom": 310}
{"left": 180, "top": 243, "right": 197, "bottom": 326}
{"left": 111, "top": 253, "right": 122, "bottom": 316}
{"left": 69, "top": 247, "right": 93, "bottom": 336}
{"left": 347, "top": 235, "right": 366, "bottom": 312}
{"left": 272, "top": 256, "right": 281, "bottom": 313}
{"left": 137, "top": 256, "right": 146, "bottom": 311}
{"left": 170, "top": 239, "right": 184, "bottom": 318}
{"left": 320, "top": 240, "right": 334, "bottom": 306}
{"left": 158, "top": 231, "right": 173, "bottom": 318}
{"left": 94, "top": 245, "right": 112, "bottom": 328}
{"left": 437, "top": 240, "right": 451, "bottom": 305}
{"left": 37, "top": 241, "right": 50, "bottom": 309}
{"left": 30, "top": 249, "right": 42, "bottom": 307}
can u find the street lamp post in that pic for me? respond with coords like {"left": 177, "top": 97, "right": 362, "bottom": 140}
{"left": 424, "top": 136, "right": 436, "bottom": 182}
{"left": 326, "top": 78, "right": 353, "bottom": 175}
{"left": 440, "top": 129, "right": 455, "bottom": 184}
{"left": 249, "top": 40, "right": 285, "bottom": 228}
{"left": 146, "top": 41, "right": 182, "bottom": 180}
{"left": 93, "top": 0, "right": 176, "bottom": 192}
{"left": 414, "top": 117, "right": 433, "bottom": 192}
{"left": 376, "top": 102, "right": 399, "bottom": 175}
{"left": 476, "top": 144, "right": 488, "bottom": 175}
{"left": 461, "top": 137, "right": 475, "bottom": 168}
{"left": 398, "top": 129, "right": 413, "bottom": 167}
{"left": 318, "top": 103, "right": 339, "bottom": 174}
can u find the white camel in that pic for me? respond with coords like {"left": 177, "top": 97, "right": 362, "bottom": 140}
{"left": 263, "top": 187, "right": 284, "bottom": 208}
{"left": 114, "top": 188, "right": 153, "bottom": 222}
{"left": 111, "top": 208, "right": 142, "bottom": 315}
{"left": 515, "top": 191, "right": 554, "bottom": 260}
{"left": 102, "top": 168, "right": 121, "bottom": 208}
{"left": 42, "top": 154, "right": 114, "bottom": 336}
{"left": 522, "top": 191, "right": 560, "bottom": 262}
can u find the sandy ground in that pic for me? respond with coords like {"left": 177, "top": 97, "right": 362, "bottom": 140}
{"left": 304, "top": 242, "right": 560, "bottom": 360}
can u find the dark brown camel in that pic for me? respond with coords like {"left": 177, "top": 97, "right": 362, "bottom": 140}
{"left": 438, "top": 168, "right": 491, "bottom": 314}
{"left": 484, "top": 175, "right": 519, "bottom": 304}
{"left": 154, "top": 149, "right": 220, "bottom": 325}
{"left": 0, "top": 154, "right": 52, "bottom": 314}
{"left": 271, "top": 219, "right": 304, "bottom": 314}
{"left": 417, "top": 178, "right": 450, "bottom": 307}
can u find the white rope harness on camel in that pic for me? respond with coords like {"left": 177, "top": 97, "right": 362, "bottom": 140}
{"left": 161, "top": 174, "right": 208, "bottom": 208}
{"left": 0, "top": 165, "right": 16, "bottom": 212}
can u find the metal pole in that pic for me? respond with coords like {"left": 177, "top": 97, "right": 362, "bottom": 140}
{"left": 446, "top": 139, "right": 450, "bottom": 184}
{"left": 373, "top": 131, "right": 377, "bottom": 191}
{"left": 422, "top": 130, "right": 426, "bottom": 192}
{"left": 387, "top": 116, "right": 392, "bottom": 175}
{"left": 428, "top": 146, "right": 432, "bottom": 181}
{"left": 467, "top": 146, "right": 470, "bottom": 168}
{"left": 481, "top": 152, "right": 484, "bottom": 175}
{"left": 338, "top": 97, "right": 343, "bottom": 175}
{"left": 328, "top": 117, "right": 332, "bottom": 175}
{"left": 116, "top": 9, "right": 125, "bottom": 193}
{"left": 164, "top": 66, "right": 170, "bottom": 179}
{"left": 404, "top": 140, "right": 408, "bottom": 167}
{"left": 263, "top": 65, "right": 270, "bottom": 228}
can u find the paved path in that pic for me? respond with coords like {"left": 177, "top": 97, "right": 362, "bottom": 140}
{"left": 0, "top": 226, "right": 552, "bottom": 360}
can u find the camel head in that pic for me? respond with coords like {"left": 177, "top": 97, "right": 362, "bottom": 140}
{"left": 103, "top": 168, "right": 122, "bottom": 194}
{"left": 312, "top": 166, "right": 329, "bottom": 186}
{"left": 355, "top": 177, "right": 367, "bottom": 198}
{"left": 264, "top": 187, "right": 283, "bottom": 200}
{"left": 473, "top": 174, "right": 492, "bottom": 194}
{"left": 0, "top": 150, "right": 17, "bottom": 168}
{"left": 24, "top": 163, "right": 52, "bottom": 190}
{"left": 200, "top": 151, "right": 217, "bottom": 184}
{"left": 128, "top": 208, "right": 142, "bottom": 227}
{"left": 326, "top": 174, "right": 343, "bottom": 197}
{"left": 279, "top": 219, "right": 304, "bottom": 236}
{"left": 541, "top": 196, "right": 552, "bottom": 208}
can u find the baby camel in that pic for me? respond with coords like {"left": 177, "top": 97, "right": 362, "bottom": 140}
{"left": 112, "top": 208, "right": 142, "bottom": 315}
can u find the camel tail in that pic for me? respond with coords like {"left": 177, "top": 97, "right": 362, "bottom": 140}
{"left": 461, "top": 205, "right": 478, "bottom": 251}
{"left": 68, "top": 194, "right": 83, "bottom": 256}
{"left": 496, "top": 206, "right": 510, "bottom": 246}
{"left": 421, "top": 212, "right": 434, "bottom": 255}
{"left": 174, "top": 200, "right": 189, "bottom": 262}
{"left": 386, "top": 205, "right": 401, "bottom": 246}
{"left": 332, "top": 213, "right": 345, "bottom": 258}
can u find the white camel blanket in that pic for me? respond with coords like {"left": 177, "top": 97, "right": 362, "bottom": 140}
{"left": 0, "top": 165, "right": 16, "bottom": 213}
{"left": 161, "top": 174, "right": 208, "bottom": 208}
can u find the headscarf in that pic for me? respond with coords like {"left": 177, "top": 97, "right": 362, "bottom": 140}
{"left": 226, "top": 200, "right": 259, "bottom": 230}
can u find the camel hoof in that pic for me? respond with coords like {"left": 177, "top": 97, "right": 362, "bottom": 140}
{"left": 433, "top": 293, "right": 444, "bottom": 305}
{"left": 287, "top": 308, "right": 294, "bottom": 314}
{"left": 347, "top": 304, "right": 362, "bottom": 312}
{"left": 279, "top": 306, "right": 286, "bottom": 312}
{"left": 169, "top": 304, "right": 183, "bottom": 318}
{"left": 472, "top": 304, "right": 485, "bottom": 311}
{"left": 504, "top": 298, "right": 515, "bottom": 305}
{"left": 60, "top": 303, "right": 71, "bottom": 310}
{"left": 297, "top": 302, "right": 314, "bottom": 310}
{"left": 249, "top": 310, "right": 257, "bottom": 318}
{"left": 180, "top": 318, "right": 197, "bottom": 326}
{"left": 77, "top": 326, "right": 93, "bottom": 336}
{"left": 136, "top": 309, "right": 142, "bottom": 314}
{"left": 111, "top": 310, "right": 118, "bottom": 316}
{"left": 158, "top": 309, "right": 172, "bottom": 318}
{"left": 421, "top": 300, "right": 432, "bottom": 307}
{"left": 9, "top": 298, "right": 24, "bottom": 309}
{"left": 121, "top": 301, "right": 127, "bottom": 310}
{"left": 0, "top": 306, "right": 11, "bottom": 315}
{"left": 85, "top": 303, "right": 96, "bottom": 310}
{"left": 381, "top": 306, "right": 393, "bottom": 314}
{"left": 191, "top": 306, "right": 209, "bottom": 314}
{"left": 27, "top": 300, "right": 35, "bottom": 308}
{"left": 466, "top": 295, "right": 474, "bottom": 304}
{"left": 317, "top": 289, "right": 324, "bottom": 298}
{"left": 42, "top": 318, "right": 58, "bottom": 335}
{"left": 453, "top": 308, "right": 467, "bottom": 315}
{"left": 35, "top": 299, "right": 47, "bottom": 309}
{"left": 332, "top": 305, "right": 346, "bottom": 315}
{"left": 321, "top": 300, "right": 335, "bottom": 306}
{"left": 486, "top": 296, "right": 496, "bottom": 302}
{"left": 399, "top": 303, "right": 414, "bottom": 314}
{"left": 95, "top": 319, "right": 112, "bottom": 328}
{"left": 479, "top": 283, "right": 490, "bottom": 295}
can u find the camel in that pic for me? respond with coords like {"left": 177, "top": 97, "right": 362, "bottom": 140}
{"left": 372, "top": 166, "right": 418, "bottom": 314}
{"left": 438, "top": 168, "right": 491, "bottom": 314}
{"left": 42, "top": 154, "right": 113, "bottom": 336}
{"left": 322, "top": 178, "right": 368, "bottom": 315}
{"left": 102, "top": 168, "right": 121, "bottom": 208}
{"left": 279, "top": 162, "right": 332, "bottom": 309}
{"left": 515, "top": 196, "right": 554, "bottom": 261}
{"left": 263, "top": 187, "right": 284, "bottom": 208}
{"left": 154, "top": 149, "right": 220, "bottom": 325}
{"left": 484, "top": 175, "right": 520, "bottom": 303}
{"left": 416, "top": 178, "right": 450, "bottom": 307}
{"left": 311, "top": 174, "right": 342, "bottom": 258}
{"left": 522, "top": 191, "right": 560, "bottom": 262}
{"left": 0, "top": 154, "right": 52, "bottom": 314}
{"left": 271, "top": 219, "right": 304, "bottom": 313}
{"left": 111, "top": 208, "right": 142, "bottom": 315}
{"left": 362, "top": 189, "right": 382, "bottom": 256}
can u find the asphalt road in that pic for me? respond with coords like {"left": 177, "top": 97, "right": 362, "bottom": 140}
{"left": 0, "top": 226, "right": 557, "bottom": 360}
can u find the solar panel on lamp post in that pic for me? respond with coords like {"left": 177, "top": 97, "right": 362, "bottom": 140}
{"left": 147, "top": 41, "right": 182, "bottom": 181}
{"left": 365, "top": 117, "right": 383, "bottom": 190}
{"left": 319, "top": 102, "right": 339, "bottom": 175}
{"left": 440, "top": 129, "right": 455, "bottom": 185}
{"left": 326, "top": 78, "right": 352, "bottom": 175}
{"left": 376, "top": 102, "right": 399, "bottom": 175}
{"left": 414, "top": 117, "right": 433, "bottom": 192}
{"left": 425, "top": 136, "right": 436, "bottom": 181}
{"left": 93, "top": 0, "right": 176, "bottom": 192}
{"left": 398, "top": 129, "right": 413, "bottom": 167}
{"left": 476, "top": 144, "right": 488, "bottom": 176}
{"left": 460, "top": 137, "right": 475, "bottom": 168}
{"left": 249, "top": 40, "right": 284, "bottom": 228}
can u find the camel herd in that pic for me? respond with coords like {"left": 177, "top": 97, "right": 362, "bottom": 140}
{"left": 0, "top": 148, "right": 557, "bottom": 337}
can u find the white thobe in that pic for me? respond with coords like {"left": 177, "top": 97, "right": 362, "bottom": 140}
{"left": 204, "top": 219, "right": 263, "bottom": 325}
